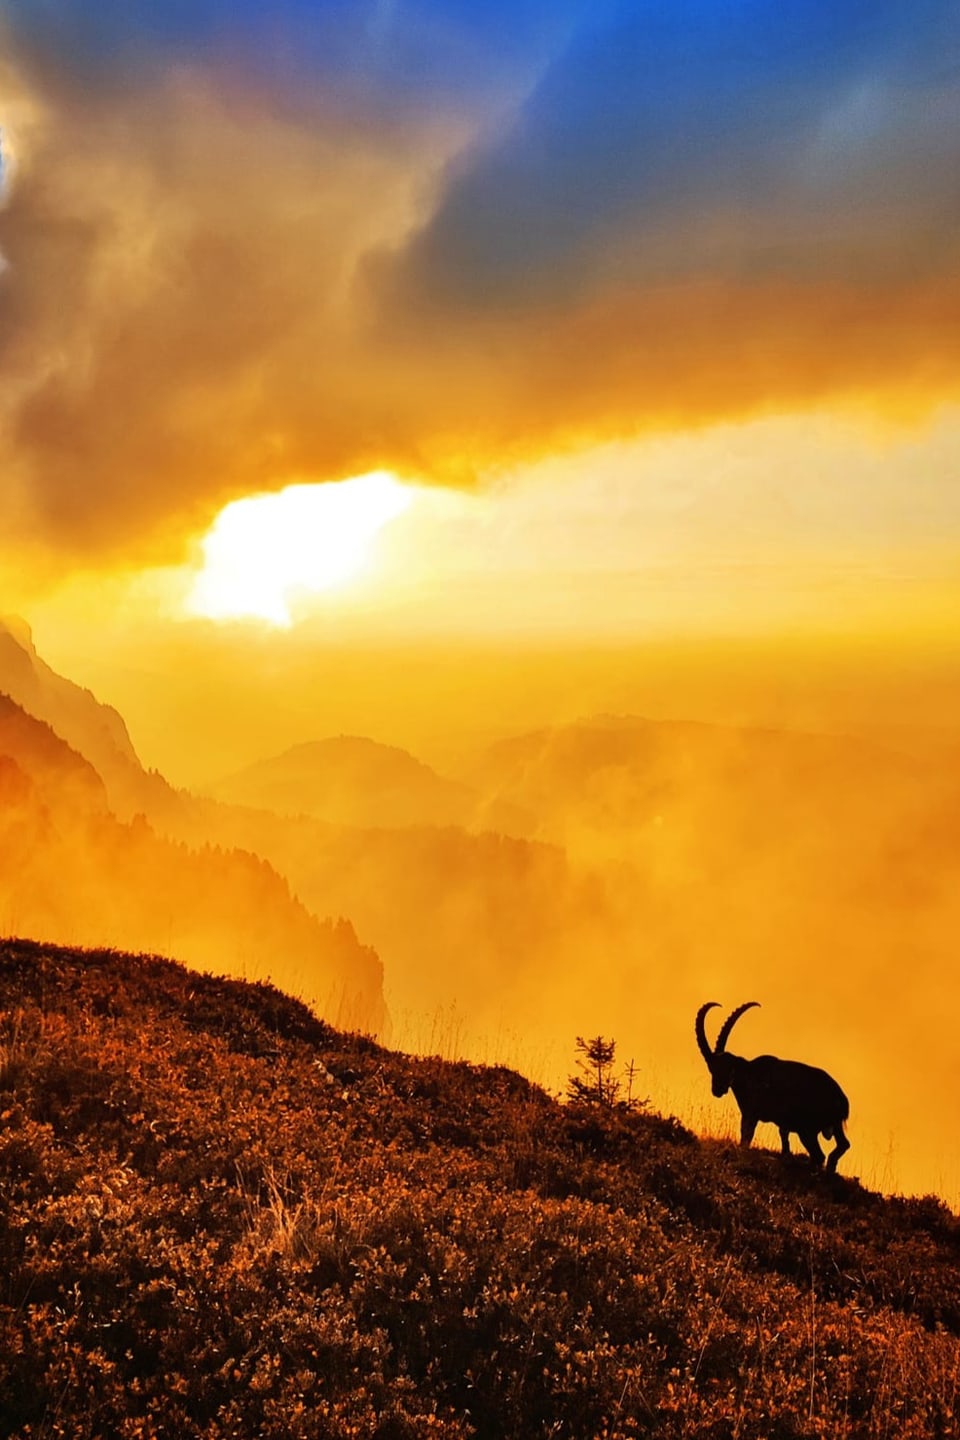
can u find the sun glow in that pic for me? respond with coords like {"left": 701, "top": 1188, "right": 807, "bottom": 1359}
{"left": 187, "top": 472, "right": 412, "bottom": 625}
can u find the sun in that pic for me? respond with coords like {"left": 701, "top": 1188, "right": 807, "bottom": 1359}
{"left": 186, "top": 471, "right": 412, "bottom": 625}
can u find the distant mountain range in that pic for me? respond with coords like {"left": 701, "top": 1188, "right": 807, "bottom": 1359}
{"left": 207, "top": 732, "right": 535, "bottom": 836}
{"left": 209, "top": 734, "right": 477, "bottom": 829}
{"left": 5, "top": 614, "right": 960, "bottom": 1201}
{"left": 0, "top": 620, "right": 384, "bottom": 1033}
{"left": 466, "top": 711, "right": 930, "bottom": 853}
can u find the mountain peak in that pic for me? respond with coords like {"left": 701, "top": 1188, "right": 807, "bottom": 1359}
{"left": 0, "top": 616, "right": 181, "bottom": 823}
{"left": 0, "top": 614, "right": 36, "bottom": 654}
{"left": 209, "top": 733, "right": 474, "bottom": 828}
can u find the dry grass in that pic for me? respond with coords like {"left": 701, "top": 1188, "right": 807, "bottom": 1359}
{"left": 1, "top": 937, "right": 959, "bottom": 1439}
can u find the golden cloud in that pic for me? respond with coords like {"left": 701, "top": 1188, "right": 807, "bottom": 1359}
{"left": 1, "top": 38, "right": 958, "bottom": 567}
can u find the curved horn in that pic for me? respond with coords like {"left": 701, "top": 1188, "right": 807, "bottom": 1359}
{"left": 716, "top": 1001, "right": 760, "bottom": 1054}
{"left": 695, "top": 1002, "right": 721, "bottom": 1062}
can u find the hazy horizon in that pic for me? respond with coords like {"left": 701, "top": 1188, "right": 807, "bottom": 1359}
{"left": 25, "top": 618, "right": 960, "bottom": 791}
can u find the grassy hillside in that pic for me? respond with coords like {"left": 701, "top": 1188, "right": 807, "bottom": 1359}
{"left": 1, "top": 940, "right": 958, "bottom": 1439}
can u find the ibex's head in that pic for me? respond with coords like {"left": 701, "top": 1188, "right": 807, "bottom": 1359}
{"left": 695, "top": 1001, "right": 759, "bottom": 1097}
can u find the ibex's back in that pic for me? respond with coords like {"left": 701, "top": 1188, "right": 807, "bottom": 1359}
{"left": 696, "top": 1003, "right": 851, "bottom": 1173}
{"left": 738, "top": 1053, "right": 849, "bottom": 1132}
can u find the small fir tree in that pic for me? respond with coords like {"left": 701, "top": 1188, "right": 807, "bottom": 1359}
{"left": 567, "top": 1035, "right": 620, "bottom": 1107}
{"left": 567, "top": 1036, "right": 647, "bottom": 1110}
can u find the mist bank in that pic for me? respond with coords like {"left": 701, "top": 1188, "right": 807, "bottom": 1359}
{"left": 4, "top": 616, "right": 960, "bottom": 1204}
{"left": 173, "top": 711, "right": 960, "bottom": 1207}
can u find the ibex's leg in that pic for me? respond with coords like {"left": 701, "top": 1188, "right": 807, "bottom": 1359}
{"left": 739, "top": 1114, "right": 758, "bottom": 1147}
{"left": 778, "top": 1127, "right": 791, "bottom": 1157}
{"left": 798, "top": 1129, "right": 825, "bottom": 1168}
{"left": 826, "top": 1122, "right": 850, "bottom": 1174}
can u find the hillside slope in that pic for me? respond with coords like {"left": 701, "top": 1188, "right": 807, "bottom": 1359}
{"left": 0, "top": 693, "right": 109, "bottom": 817}
{"left": 0, "top": 700, "right": 385, "bottom": 1033}
{"left": 0, "top": 618, "right": 181, "bottom": 823}
{"left": 208, "top": 736, "right": 480, "bottom": 830}
{"left": 1, "top": 939, "right": 958, "bottom": 1440}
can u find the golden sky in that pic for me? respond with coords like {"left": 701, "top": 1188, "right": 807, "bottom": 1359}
{"left": 0, "top": 0, "right": 957, "bottom": 771}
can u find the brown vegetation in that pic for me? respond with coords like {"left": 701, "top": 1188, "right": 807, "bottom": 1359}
{"left": 1, "top": 938, "right": 959, "bottom": 1438}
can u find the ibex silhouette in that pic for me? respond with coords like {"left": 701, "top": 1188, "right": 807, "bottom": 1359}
{"left": 696, "top": 1002, "right": 850, "bottom": 1173}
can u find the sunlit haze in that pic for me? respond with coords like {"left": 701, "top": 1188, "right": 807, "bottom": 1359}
{"left": 187, "top": 472, "right": 412, "bottom": 625}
